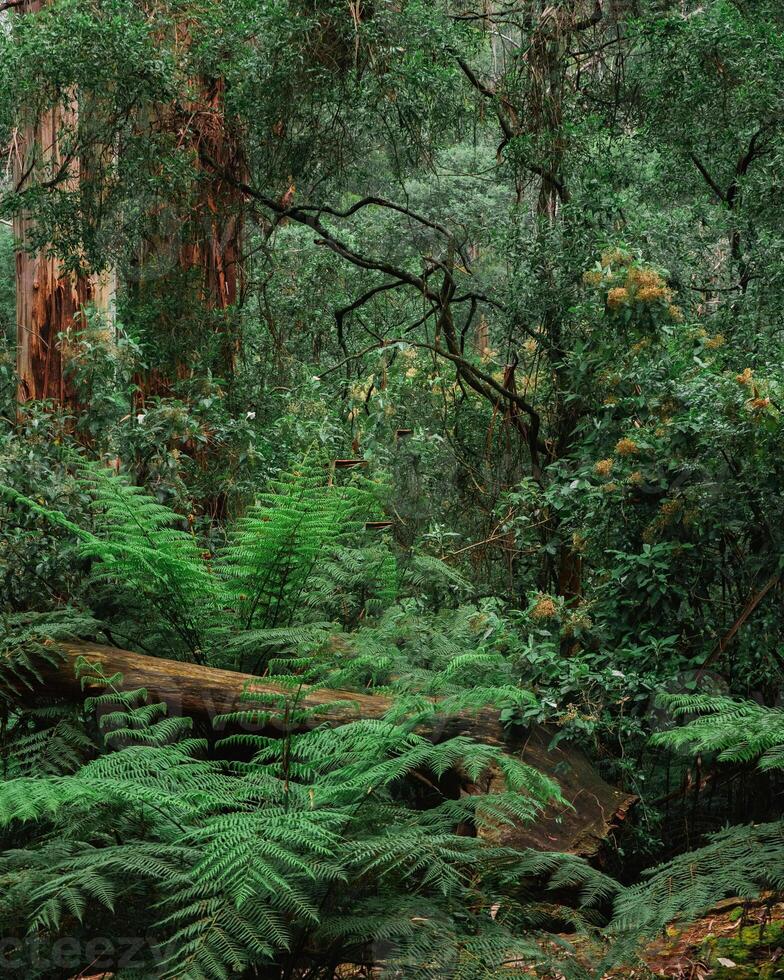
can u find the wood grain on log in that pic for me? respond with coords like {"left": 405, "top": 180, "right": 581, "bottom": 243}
{"left": 41, "top": 641, "right": 635, "bottom": 859}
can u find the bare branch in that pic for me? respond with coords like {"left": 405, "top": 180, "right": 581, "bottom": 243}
{"left": 200, "top": 150, "right": 545, "bottom": 464}
{"left": 572, "top": 0, "right": 604, "bottom": 32}
{"left": 457, "top": 58, "right": 569, "bottom": 202}
{"left": 689, "top": 153, "right": 727, "bottom": 203}
{"left": 297, "top": 197, "right": 459, "bottom": 249}
{"left": 335, "top": 280, "right": 408, "bottom": 355}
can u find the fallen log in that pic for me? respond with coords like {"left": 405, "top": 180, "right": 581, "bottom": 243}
{"left": 37, "top": 641, "right": 635, "bottom": 859}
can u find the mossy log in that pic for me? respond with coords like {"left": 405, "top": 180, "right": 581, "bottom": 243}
{"left": 39, "top": 641, "right": 636, "bottom": 860}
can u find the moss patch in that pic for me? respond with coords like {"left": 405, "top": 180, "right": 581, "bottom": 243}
{"left": 703, "top": 920, "right": 784, "bottom": 977}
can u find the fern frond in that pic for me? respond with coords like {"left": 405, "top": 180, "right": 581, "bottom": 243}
{"left": 652, "top": 694, "right": 784, "bottom": 770}
{"left": 606, "top": 820, "right": 784, "bottom": 969}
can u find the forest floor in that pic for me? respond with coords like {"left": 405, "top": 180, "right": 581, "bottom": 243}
{"left": 536, "top": 897, "right": 784, "bottom": 978}
{"left": 74, "top": 899, "right": 784, "bottom": 979}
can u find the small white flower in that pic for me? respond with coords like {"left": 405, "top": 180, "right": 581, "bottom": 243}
{"left": 246, "top": 411, "right": 256, "bottom": 421}
{"left": 136, "top": 413, "right": 146, "bottom": 425}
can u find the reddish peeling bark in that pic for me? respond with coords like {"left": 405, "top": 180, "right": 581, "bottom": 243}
{"left": 182, "top": 75, "right": 244, "bottom": 377}
{"left": 134, "top": 77, "right": 244, "bottom": 399}
{"left": 15, "top": 230, "right": 88, "bottom": 405}
{"left": 189, "top": 79, "right": 243, "bottom": 314}
{"left": 15, "top": 203, "right": 114, "bottom": 405}
{"left": 13, "top": 1, "right": 115, "bottom": 410}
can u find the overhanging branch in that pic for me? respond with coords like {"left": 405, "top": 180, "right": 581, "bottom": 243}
{"left": 199, "top": 151, "right": 545, "bottom": 463}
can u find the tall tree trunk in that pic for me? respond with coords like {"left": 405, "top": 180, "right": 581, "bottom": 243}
{"left": 193, "top": 78, "right": 242, "bottom": 312}
{"left": 528, "top": 4, "right": 580, "bottom": 601}
{"left": 13, "top": 1, "right": 115, "bottom": 411}
{"left": 182, "top": 75, "right": 244, "bottom": 375}
{"left": 131, "top": 77, "right": 243, "bottom": 401}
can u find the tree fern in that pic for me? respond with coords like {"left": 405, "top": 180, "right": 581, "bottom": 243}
{"left": 596, "top": 693, "right": 784, "bottom": 970}
{"left": 652, "top": 692, "right": 784, "bottom": 770}
{"left": 0, "top": 610, "right": 99, "bottom": 782}
{"left": 0, "top": 465, "right": 614, "bottom": 978}
{"left": 603, "top": 821, "right": 784, "bottom": 971}
{"left": 216, "top": 455, "right": 377, "bottom": 639}
{"left": 1, "top": 456, "right": 388, "bottom": 670}
{"left": 0, "top": 639, "right": 577, "bottom": 979}
{"left": 0, "top": 609, "right": 97, "bottom": 706}
{"left": 76, "top": 462, "right": 221, "bottom": 662}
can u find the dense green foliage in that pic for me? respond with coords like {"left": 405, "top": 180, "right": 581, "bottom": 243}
{"left": 1, "top": 0, "right": 784, "bottom": 975}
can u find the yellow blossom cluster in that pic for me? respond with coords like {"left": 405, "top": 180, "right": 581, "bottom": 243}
{"left": 615, "top": 437, "right": 639, "bottom": 456}
{"left": 584, "top": 254, "right": 683, "bottom": 321}
{"left": 594, "top": 458, "right": 614, "bottom": 478}
{"left": 705, "top": 334, "right": 725, "bottom": 350}
{"left": 531, "top": 595, "right": 558, "bottom": 620}
{"left": 643, "top": 498, "right": 683, "bottom": 542}
{"left": 607, "top": 287, "right": 629, "bottom": 309}
{"left": 625, "top": 267, "right": 672, "bottom": 306}
{"left": 627, "top": 266, "right": 666, "bottom": 291}
{"left": 734, "top": 368, "right": 776, "bottom": 415}
{"left": 557, "top": 704, "right": 580, "bottom": 723}
{"left": 601, "top": 248, "right": 633, "bottom": 268}
{"left": 660, "top": 498, "right": 683, "bottom": 521}
{"left": 628, "top": 470, "right": 644, "bottom": 485}
{"left": 637, "top": 286, "right": 667, "bottom": 303}
{"left": 349, "top": 377, "right": 374, "bottom": 400}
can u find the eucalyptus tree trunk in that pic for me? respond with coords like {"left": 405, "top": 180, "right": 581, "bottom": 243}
{"left": 526, "top": 3, "right": 581, "bottom": 600}
{"left": 181, "top": 75, "right": 244, "bottom": 373}
{"left": 13, "top": 0, "right": 115, "bottom": 410}
{"left": 132, "top": 75, "right": 243, "bottom": 398}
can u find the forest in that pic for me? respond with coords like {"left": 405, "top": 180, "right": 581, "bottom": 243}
{"left": 0, "top": 0, "right": 783, "bottom": 977}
